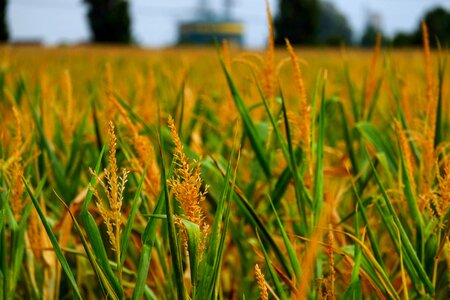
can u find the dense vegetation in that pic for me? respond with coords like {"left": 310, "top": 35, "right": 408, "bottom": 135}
{"left": 0, "top": 15, "right": 449, "bottom": 300}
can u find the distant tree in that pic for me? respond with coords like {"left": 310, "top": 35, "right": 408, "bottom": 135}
{"left": 392, "top": 6, "right": 450, "bottom": 47}
{"left": 317, "top": 1, "right": 352, "bottom": 45}
{"left": 392, "top": 32, "right": 413, "bottom": 47}
{"left": 274, "top": 0, "right": 320, "bottom": 45}
{"left": 415, "top": 6, "right": 450, "bottom": 46}
{"left": 0, "top": 0, "right": 8, "bottom": 42}
{"left": 361, "top": 24, "right": 379, "bottom": 47}
{"left": 84, "top": 0, "right": 132, "bottom": 44}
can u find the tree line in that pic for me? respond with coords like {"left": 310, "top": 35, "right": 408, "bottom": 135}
{"left": 0, "top": 0, "right": 449, "bottom": 47}
{"left": 0, "top": 0, "right": 133, "bottom": 44}
{"left": 275, "top": 0, "right": 450, "bottom": 47}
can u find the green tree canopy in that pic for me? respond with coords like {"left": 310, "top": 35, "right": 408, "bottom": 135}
{"left": 317, "top": 1, "right": 352, "bottom": 45}
{"left": 0, "top": 0, "right": 8, "bottom": 42}
{"left": 361, "top": 24, "right": 379, "bottom": 47}
{"left": 84, "top": 0, "right": 132, "bottom": 44}
{"left": 392, "top": 32, "right": 413, "bottom": 47}
{"left": 275, "top": 0, "right": 352, "bottom": 46}
{"left": 392, "top": 6, "right": 450, "bottom": 47}
{"left": 274, "top": 0, "right": 320, "bottom": 45}
{"left": 416, "top": 6, "right": 450, "bottom": 46}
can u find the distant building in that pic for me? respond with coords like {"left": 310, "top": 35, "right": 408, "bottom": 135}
{"left": 178, "top": 20, "right": 243, "bottom": 45}
{"left": 178, "top": 0, "right": 243, "bottom": 46}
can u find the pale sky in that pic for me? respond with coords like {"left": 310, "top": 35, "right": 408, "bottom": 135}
{"left": 8, "top": 0, "right": 450, "bottom": 48}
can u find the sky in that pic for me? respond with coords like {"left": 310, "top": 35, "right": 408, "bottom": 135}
{"left": 8, "top": 0, "right": 450, "bottom": 48}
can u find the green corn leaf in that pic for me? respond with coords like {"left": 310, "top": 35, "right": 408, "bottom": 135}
{"left": 24, "top": 180, "right": 83, "bottom": 300}
{"left": 313, "top": 77, "right": 326, "bottom": 224}
{"left": 120, "top": 164, "right": 147, "bottom": 265}
{"left": 366, "top": 77, "right": 383, "bottom": 121}
{"left": 256, "top": 230, "right": 288, "bottom": 300}
{"left": 80, "top": 146, "right": 124, "bottom": 299}
{"left": 335, "top": 100, "right": 359, "bottom": 176}
{"left": 0, "top": 210, "right": 7, "bottom": 300}
{"left": 397, "top": 133, "right": 425, "bottom": 262}
{"left": 279, "top": 87, "right": 310, "bottom": 233}
{"left": 348, "top": 207, "right": 363, "bottom": 299}
{"left": 351, "top": 189, "right": 384, "bottom": 266}
{"left": 180, "top": 218, "right": 201, "bottom": 294}
{"left": 270, "top": 147, "right": 303, "bottom": 207}
{"left": 370, "top": 157, "right": 434, "bottom": 294}
{"left": 9, "top": 202, "right": 33, "bottom": 297}
{"left": 196, "top": 132, "right": 238, "bottom": 300}
{"left": 434, "top": 47, "right": 446, "bottom": 148}
{"left": 219, "top": 56, "right": 271, "bottom": 178}
{"left": 159, "top": 133, "right": 186, "bottom": 300}
{"left": 357, "top": 122, "right": 398, "bottom": 174}
{"left": 203, "top": 159, "right": 292, "bottom": 277}
{"left": 27, "top": 96, "right": 69, "bottom": 198}
{"left": 387, "top": 67, "right": 421, "bottom": 164}
{"left": 254, "top": 74, "right": 309, "bottom": 233}
{"left": 268, "top": 195, "right": 301, "bottom": 282}
{"left": 56, "top": 191, "right": 121, "bottom": 299}
{"left": 344, "top": 63, "right": 360, "bottom": 122}
{"left": 133, "top": 193, "right": 165, "bottom": 300}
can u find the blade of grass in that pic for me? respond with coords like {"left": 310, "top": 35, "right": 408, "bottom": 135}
{"left": 219, "top": 55, "right": 271, "bottom": 178}
{"left": 279, "top": 87, "right": 310, "bottom": 233}
{"left": 0, "top": 212, "right": 6, "bottom": 300}
{"left": 55, "top": 192, "right": 122, "bottom": 299}
{"left": 26, "top": 95, "right": 69, "bottom": 198}
{"left": 197, "top": 128, "right": 239, "bottom": 300}
{"left": 343, "top": 207, "right": 363, "bottom": 299}
{"left": 158, "top": 132, "right": 186, "bottom": 300}
{"left": 268, "top": 195, "right": 301, "bottom": 282}
{"left": 256, "top": 230, "right": 288, "bottom": 300}
{"left": 133, "top": 89, "right": 168, "bottom": 300}
{"left": 254, "top": 72, "right": 309, "bottom": 233}
{"left": 66, "top": 97, "right": 92, "bottom": 174}
{"left": 9, "top": 202, "right": 32, "bottom": 297}
{"left": 120, "top": 164, "right": 147, "bottom": 265}
{"left": 434, "top": 47, "right": 446, "bottom": 148}
{"left": 357, "top": 122, "right": 398, "bottom": 174}
{"left": 180, "top": 218, "right": 200, "bottom": 295}
{"left": 350, "top": 188, "right": 384, "bottom": 266}
{"left": 207, "top": 156, "right": 237, "bottom": 300}
{"left": 144, "top": 285, "right": 159, "bottom": 300}
{"left": 80, "top": 146, "right": 124, "bottom": 299}
{"left": 366, "top": 77, "right": 383, "bottom": 121}
{"left": 9, "top": 175, "right": 46, "bottom": 297}
{"left": 114, "top": 95, "right": 157, "bottom": 140}
{"left": 134, "top": 244, "right": 152, "bottom": 299}
{"left": 335, "top": 100, "right": 360, "bottom": 177}
{"left": 173, "top": 74, "right": 187, "bottom": 137}
{"left": 269, "top": 148, "right": 305, "bottom": 207}
{"left": 23, "top": 180, "right": 83, "bottom": 300}
{"left": 333, "top": 228, "right": 400, "bottom": 299}
{"left": 344, "top": 63, "right": 360, "bottom": 122}
{"left": 1, "top": 180, "right": 13, "bottom": 298}
{"left": 396, "top": 133, "right": 425, "bottom": 263}
{"left": 374, "top": 199, "right": 423, "bottom": 293}
{"left": 387, "top": 66, "right": 421, "bottom": 164}
{"left": 206, "top": 157, "right": 292, "bottom": 276}
{"left": 370, "top": 156, "right": 434, "bottom": 294}
{"left": 132, "top": 192, "right": 165, "bottom": 300}
{"left": 313, "top": 73, "right": 326, "bottom": 225}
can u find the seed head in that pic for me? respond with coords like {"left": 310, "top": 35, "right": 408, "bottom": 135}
{"left": 167, "top": 116, "right": 209, "bottom": 253}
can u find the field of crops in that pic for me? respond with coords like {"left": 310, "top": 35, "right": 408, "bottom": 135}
{"left": 1, "top": 22, "right": 450, "bottom": 299}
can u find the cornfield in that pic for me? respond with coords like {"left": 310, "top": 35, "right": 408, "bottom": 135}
{"left": 1, "top": 13, "right": 449, "bottom": 300}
